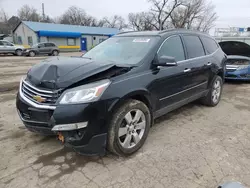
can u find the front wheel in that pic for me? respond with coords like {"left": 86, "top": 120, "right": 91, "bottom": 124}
{"left": 15, "top": 49, "right": 23, "bottom": 56}
{"left": 108, "top": 100, "right": 151, "bottom": 156}
{"left": 29, "top": 51, "right": 35, "bottom": 57}
{"left": 201, "top": 75, "right": 223, "bottom": 106}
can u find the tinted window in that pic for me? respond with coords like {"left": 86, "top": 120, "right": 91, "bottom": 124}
{"left": 2, "top": 41, "right": 13, "bottom": 46}
{"left": 45, "top": 43, "right": 55, "bottom": 47}
{"left": 183, "top": 35, "right": 205, "bottom": 59}
{"left": 38, "top": 43, "right": 45, "bottom": 48}
{"left": 158, "top": 36, "right": 185, "bottom": 61}
{"left": 0, "top": 41, "right": 4, "bottom": 46}
{"left": 201, "top": 37, "right": 218, "bottom": 54}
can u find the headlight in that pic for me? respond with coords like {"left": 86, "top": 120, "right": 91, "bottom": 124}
{"left": 237, "top": 65, "right": 249, "bottom": 70}
{"left": 59, "top": 79, "right": 111, "bottom": 104}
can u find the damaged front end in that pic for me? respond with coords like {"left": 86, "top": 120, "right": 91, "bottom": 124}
{"left": 16, "top": 56, "right": 133, "bottom": 155}
{"left": 225, "top": 56, "right": 250, "bottom": 80}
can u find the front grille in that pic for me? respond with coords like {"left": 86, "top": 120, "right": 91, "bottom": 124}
{"left": 21, "top": 80, "right": 60, "bottom": 105}
{"left": 226, "top": 74, "right": 237, "bottom": 78}
{"left": 226, "top": 69, "right": 237, "bottom": 72}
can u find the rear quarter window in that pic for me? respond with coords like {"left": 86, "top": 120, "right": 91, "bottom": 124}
{"left": 182, "top": 35, "right": 205, "bottom": 59}
{"left": 201, "top": 37, "right": 218, "bottom": 54}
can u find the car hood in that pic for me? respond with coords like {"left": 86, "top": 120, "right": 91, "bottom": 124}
{"left": 15, "top": 45, "right": 25, "bottom": 49}
{"left": 27, "top": 56, "right": 132, "bottom": 89}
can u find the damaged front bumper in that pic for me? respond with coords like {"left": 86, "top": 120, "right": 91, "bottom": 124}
{"left": 16, "top": 92, "right": 115, "bottom": 156}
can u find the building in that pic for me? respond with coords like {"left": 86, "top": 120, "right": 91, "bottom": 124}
{"left": 13, "top": 21, "right": 119, "bottom": 51}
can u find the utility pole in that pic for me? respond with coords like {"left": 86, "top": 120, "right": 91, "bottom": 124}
{"left": 42, "top": 3, "right": 45, "bottom": 21}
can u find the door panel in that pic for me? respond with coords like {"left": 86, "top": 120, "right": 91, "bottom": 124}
{"left": 150, "top": 35, "right": 195, "bottom": 111}
{"left": 149, "top": 63, "right": 195, "bottom": 111}
{"left": 181, "top": 35, "right": 210, "bottom": 95}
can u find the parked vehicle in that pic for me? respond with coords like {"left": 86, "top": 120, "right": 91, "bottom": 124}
{"left": 16, "top": 29, "right": 226, "bottom": 156}
{"left": 0, "top": 40, "right": 24, "bottom": 56}
{"left": 24, "top": 42, "right": 60, "bottom": 57}
{"left": 219, "top": 41, "right": 250, "bottom": 80}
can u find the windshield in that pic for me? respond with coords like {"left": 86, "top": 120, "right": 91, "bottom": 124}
{"left": 82, "top": 36, "right": 159, "bottom": 65}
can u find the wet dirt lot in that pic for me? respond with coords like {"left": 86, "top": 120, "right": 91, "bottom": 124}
{"left": 0, "top": 54, "right": 250, "bottom": 188}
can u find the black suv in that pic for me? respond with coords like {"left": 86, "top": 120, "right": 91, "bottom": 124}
{"left": 16, "top": 29, "right": 226, "bottom": 156}
{"left": 24, "top": 42, "right": 60, "bottom": 57}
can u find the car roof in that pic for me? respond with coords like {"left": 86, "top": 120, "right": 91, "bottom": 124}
{"left": 37, "top": 42, "right": 56, "bottom": 44}
{"left": 116, "top": 29, "right": 211, "bottom": 38}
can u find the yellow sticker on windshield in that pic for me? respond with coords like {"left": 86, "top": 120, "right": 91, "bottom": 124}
{"left": 133, "top": 39, "right": 150, "bottom": 43}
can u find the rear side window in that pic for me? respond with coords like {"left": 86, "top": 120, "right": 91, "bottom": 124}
{"left": 158, "top": 36, "right": 185, "bottom": 62}
{"left": 45, "top": 43, "right": 55, "bottom": 47}
{"left": 0, "top": 41, "right": 4, "bottom": 46}
{"left": 183, "top": 35, "right": 205, "bottom": 59}
{"left": 201, "top": 37, "right": 218, "bottom": 54}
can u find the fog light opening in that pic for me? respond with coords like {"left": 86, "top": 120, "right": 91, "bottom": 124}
{"left": 52, "top": 122, "right": 88, "bottom": 131}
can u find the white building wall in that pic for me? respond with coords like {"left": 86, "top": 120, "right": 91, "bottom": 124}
{"left": 40, "top": 36, "right": 48, "bottom": 42}
{"left": 48, "top": 37, "right": 80, "bottom": 47}
{"left": 14, "top": 23, "right": 38, "bottom": 46}
{"left": 81, "top": 35, "right": 109, "bottom": 51}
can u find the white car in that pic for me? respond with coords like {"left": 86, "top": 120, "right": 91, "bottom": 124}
{"left": 0, "top": 40, "right": 25, "bottom": 56}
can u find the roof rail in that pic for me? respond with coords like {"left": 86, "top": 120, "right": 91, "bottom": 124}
{"left": 116, "top": 30, "right": 138, "bottom": 35}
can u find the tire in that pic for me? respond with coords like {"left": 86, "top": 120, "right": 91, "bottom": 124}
{"left": 15, "top": 49, "right": 23, "bottom": 56}
{"left": 201, "top": 75, "right": 223, "bottom": 107}
{"left": 52, "top": 50, "right": 59, "bottom": 56}
{"left": 29, "top": 51, "right": 35, "bottom": 57}
{"left": 108, "top": 99, "right": 151, "bottom": 156}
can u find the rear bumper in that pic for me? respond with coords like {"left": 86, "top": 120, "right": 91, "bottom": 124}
{"left": 16, "top": 92, "right": 117, "bottom": 155}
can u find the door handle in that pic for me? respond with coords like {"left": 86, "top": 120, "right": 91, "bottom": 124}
{"left": 206, "top": 62, "right": 212, "bottom": 66}
{"left": 183, "top": 68, "right": 191, "bottom": 73}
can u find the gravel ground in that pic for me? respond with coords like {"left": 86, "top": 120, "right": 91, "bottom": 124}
{"left": 0, "top": 54, "right": 250, "bottom": 188}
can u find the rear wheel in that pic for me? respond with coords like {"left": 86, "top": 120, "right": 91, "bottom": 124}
{"left": 201, "top": 75, "right": 223, "bottom": 106}
{"left": 108, "top": 100, "right": 151, "bottom": 156}
{"left": 15, "top": 49, "right": 23, "bottom": 56}
{"left": 29, "top": 51, "right": 35, "bottom": 57}
{"left": 52, "top": 50, "right": 59, "bottom": 56}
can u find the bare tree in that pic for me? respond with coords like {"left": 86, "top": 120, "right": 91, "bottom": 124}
{"left": 18, "top": 5, "right": 40, "bottom": 22}
{"left": 101, "top": 15, "right": 127, "bottom": 30}
{"left": 128, "top": 12, "right": 154, "bottom": 31}
{"left": 170, "top": 0, "right": 217, "bottom": 32}
{"left": 148, "top": 0, "right": 183, "bottom": 30}
{"left": 59, "top": 6, "right": 101, "bottom": 27}
{"left": 59, "top": 6, "right": 87, "bottom": 25}
{"left": 41, "top": 15, "right": 54, "bottom": 23}
{"left": 0, "top": 8, "right": 8, "bottom": 23}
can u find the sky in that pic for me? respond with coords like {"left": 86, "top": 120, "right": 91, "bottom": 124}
{"left": 1, "top": 0, "right": 250, "bottom": 33}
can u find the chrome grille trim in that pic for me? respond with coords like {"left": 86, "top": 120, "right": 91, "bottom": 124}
{"left": 22, "top": 84, "right": 53, "bottom": 98}
{"left": 19, "top": 78, "right": 56, "bottom": 110}
{"left": 23, "top": 79, "right": 53, "bottom": 94}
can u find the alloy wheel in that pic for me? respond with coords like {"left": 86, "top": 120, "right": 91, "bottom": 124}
{"left": 53, "top": 51, "right": 58, "bottom": 56}
{"left": 29, "top": 51, "right": 35, "bottom": 57}
{"left": 212, "top": 80, "right": 221, "bottom": 104}
{"left": 118, "top": 109, "right": 146, "bottom": 149}
{"left": 16, "top": 50, "right": 22, "bottom": 56}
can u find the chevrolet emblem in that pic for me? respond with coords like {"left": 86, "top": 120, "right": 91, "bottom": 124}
{"left": 33, "top": 95, "right": 46, "bottom": 103}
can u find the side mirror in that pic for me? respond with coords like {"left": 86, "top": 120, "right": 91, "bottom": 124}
{"left": 154, "top": 55, "right": 177, "bottom": 67}
{"left": 38, "top": 46, "right": 41, "bottom": 48}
